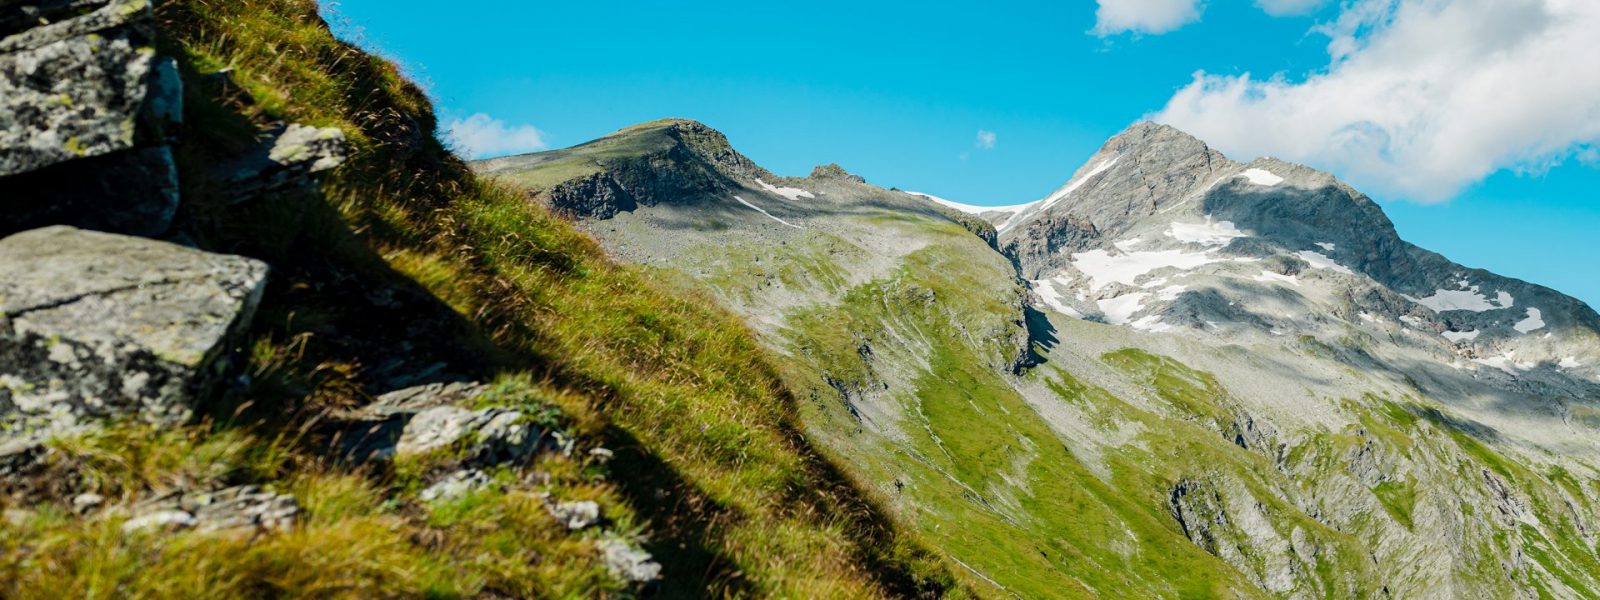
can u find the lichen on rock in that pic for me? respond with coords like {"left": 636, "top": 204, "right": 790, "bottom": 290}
{"left": 0, "top": 226, "right": 268, "bottom": 438}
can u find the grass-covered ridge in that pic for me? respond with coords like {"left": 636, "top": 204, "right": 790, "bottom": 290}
{"left": 0, "top": 0, "right": 957, "bottom": 597}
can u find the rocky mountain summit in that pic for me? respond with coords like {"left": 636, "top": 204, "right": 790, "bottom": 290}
{"left": 994, "top": 124, "right": 1599, "bottom": 370}
{"left": 485, "top": 118, "right": 1600, "bottom": 598}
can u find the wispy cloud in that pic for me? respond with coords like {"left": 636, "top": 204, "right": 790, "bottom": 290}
{"left": 1253, "top": 0, "right": 1328, "bottom": 16}
{"left": 443, "top": 113, "right": 547, "bottom": 159}
{"left": 1091, "top": 0, "right": 1205, "bottom": 36}
{"left": 975, "top": 130, "right": 997, "bottom": 150}
{"left": 1154, "top": 0, "right": 1600, "bottom": 202}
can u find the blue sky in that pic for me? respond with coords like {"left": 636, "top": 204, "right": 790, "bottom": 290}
{"left": 323, "top": 0, "right": 1599, "bottom": 308}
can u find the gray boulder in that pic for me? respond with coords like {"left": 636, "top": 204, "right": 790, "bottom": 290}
{"left": 0, "top": 226, "right": 269, "bottom": 436}
{"left": 0, "top": 0, "right": 184, "bottom": 237}
{"left": 0, "top": 0, "right": 155, "bottom": 176}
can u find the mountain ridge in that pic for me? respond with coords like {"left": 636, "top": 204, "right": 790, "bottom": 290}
{"left": 478, "top": 115, "right": 1600, "bottom": 597}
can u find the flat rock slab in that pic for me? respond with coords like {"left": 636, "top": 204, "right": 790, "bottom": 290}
{"left": 0, "top": 226, "right": 268, "bottom": 434}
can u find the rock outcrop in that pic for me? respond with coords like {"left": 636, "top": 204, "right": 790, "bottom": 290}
{"left": 0, "top": 226, "right": 268, "bottom": 437}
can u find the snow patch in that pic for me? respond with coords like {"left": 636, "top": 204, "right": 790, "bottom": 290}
{"left": 1113, "top": 238, "right": 1144, "bottom": 251}
{"left": 1294, "top": 250, "right": 1355, "bottom": 275}
{"left": 755, "top": 179, "right": 815, "bottom": 201}
{"left": 1514, "top": 308, "right": 1546, "bottom": 333}
{"left": 1315, "top": 242, "right": 1336, "bottom": 252}
{"left": 1155, "top": 285, "right": 1187, "bottom": 301}
{"left": 1031, "top": 278, "right": 1083, "bottom": 318}
{"left": 1404, "top": 288, "right": 1512, "bottom": 313}
{"left": 1560, "top": 357, "right": 1583, "bottom": 370}
{"left": 908, "top": 192, "right": 1030, "bottom": 216}
{"left": 1166, "top": 218, "right": 1247, "bottom": 247}
{"left": 1098, "top": 293, "right": 1148, "bottom": 325}
{"left": 1072, "top": 249, "right": 1224, "bottom": 291}
{"left": 1473, "top": 351, "right": 1534, "bottom": 375}
{"left": 1442, "top": 330, "right": 1481, "bottom": 343}
{"left": 1131, "top": 315, "right": 1174, "bottom": 332}
{"left": 1239, "top": 168, "right": 1284, "bottom": 186}
{"left": 733, "top": 196, "right": 803, "bottom": 229}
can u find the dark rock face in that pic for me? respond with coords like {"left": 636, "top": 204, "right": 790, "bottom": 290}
{"left": 0, "top": 0, "right": 184, "bottom": 237}
{"left": 1169, "top": 479, "right": 1229, "bottom": 555}
{"left": 1005, "top": 213, "right": 1101, "bottom": 279}
{"left": 542, "top": 127, "right": 746, "bottom": 219}
{"left": 0, "top": 226, "right": 269, "bottom": 437}
{"left": 544, "top": 171, "right": 637, "bottom": 220}
{"left": 3, "top": 146, "right": 179, "bottom": 236}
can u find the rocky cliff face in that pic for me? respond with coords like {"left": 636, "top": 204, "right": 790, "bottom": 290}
{"left": 487, "top": 119, "right": 1600, "bottom": 598}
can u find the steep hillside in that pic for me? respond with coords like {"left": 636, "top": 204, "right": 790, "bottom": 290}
{"left": 484, "top": 120, "right": 1600, "bottom": 598}
{"left": 0, "top": 1, "right": 956, "bottom": 598}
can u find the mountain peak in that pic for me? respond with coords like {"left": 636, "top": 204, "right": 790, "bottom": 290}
{"left": 809, "top": 163, "right": 866, "bottom": 183}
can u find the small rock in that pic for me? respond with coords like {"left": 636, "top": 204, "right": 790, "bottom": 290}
{"left": 187, "top": 485, "right": 298, "bottom": 533}
{"left": 121, "top": 510, "right": 195, "bottom": 534}
{"left": 72, "top": 492, "right": 105, "bottom": 511}
{"left": 395, "top": 405, "right": 479, "bottom": 456}
{"left": 549, "top": 500, "right": 601, "bottom": 530}
{"left": 598, "top": 537, "right": 662, "bottom": 584}
{"left": 121, "top": 485, "right": 297, "bottom": 535}
{"left": 269, "top": 124, "right": 347, "bottom": 174}
{"left": 419, "top": 469, "right": 491, "bottom": 502}
{"left": 216, "top": 123, "right": 349, "bottom": 202}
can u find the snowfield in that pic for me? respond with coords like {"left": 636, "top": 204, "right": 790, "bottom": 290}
{"left": 1239, "top": 168, "right": 1284, "bottom": 186}
{"left": 755, "top": 179, "right": 815, "bottom": 201}
{"left": 1404, "top": 286, "right": 1513, "bottom": 313}
{"left": 1166, "top": 218, "right": 1247, "bottom": 246}
{"left": 1072, "top": 248, "right": 1224, "bottom": 291}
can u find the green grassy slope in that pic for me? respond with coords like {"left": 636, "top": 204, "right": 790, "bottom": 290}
{"left": 0, "top": 1, "right": 958, "bottom": 597}
{"left": 485, "top": 117, "right": 1600, "bottom": 598}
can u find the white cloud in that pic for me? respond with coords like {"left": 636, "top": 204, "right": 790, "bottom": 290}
{"left": 976, "top": 130, "right": 997, "bottom": 150}
{"left": 1254, "top": 0, "right": 1328, "bottom": 16}
{"left": 443, "top": 113, "right": 547, "bottom": 159}
{"left": 1091, "top": 0, "right": 1205, "bottom": 36}
{"left": 1153, "top": 0, "right": 1600, "bottom": 202}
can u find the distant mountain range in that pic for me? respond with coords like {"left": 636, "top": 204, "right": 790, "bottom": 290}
{"left": 480, "top": 118, "right": 1600, "bottom": 598}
